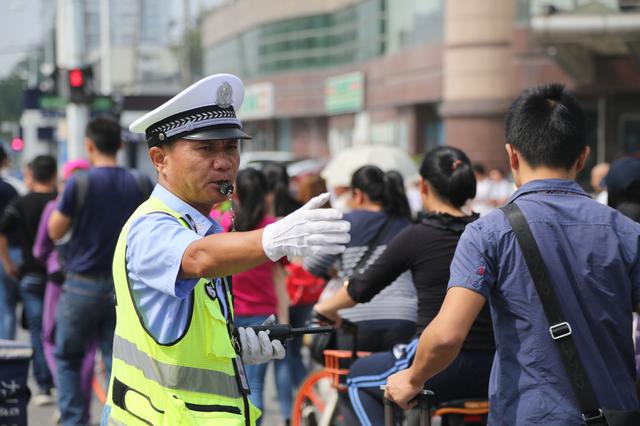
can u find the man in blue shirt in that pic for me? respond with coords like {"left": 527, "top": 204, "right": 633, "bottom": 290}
{"left": 384, "top": 84, "right": 640, "bottom": 425}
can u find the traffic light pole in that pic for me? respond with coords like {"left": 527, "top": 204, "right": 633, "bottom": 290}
{"left": 66, "top": 104, "right": 88, "bottom": 160}
{"left": 56, "top": 0, "right": 89, "bottom": 161}
{"left": 100, "top": 0, "right": 112, "bottom": 95}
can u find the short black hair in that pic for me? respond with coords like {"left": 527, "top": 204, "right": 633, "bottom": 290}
{"left": 0, "top": 145, "right": 7, "bottom": 165}
{"left": 29, "top": 155, "right": 57, "bottom": 183}
{"left": 86, "top": 116, "right": 121, "bottom": 155}
{"left": 419, "top": 146, "right": 476, "bottom": 208}
{"left": 505, "top": 83, "right": 586, "bottom": 170}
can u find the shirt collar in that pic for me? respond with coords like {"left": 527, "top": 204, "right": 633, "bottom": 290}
{"left": 507, "top": 179, "right": 590, "bottom": 204}
{"left": 151, "top": 184, "right": 221, "bottom": 237}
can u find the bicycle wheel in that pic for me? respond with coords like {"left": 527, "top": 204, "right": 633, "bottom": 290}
{"left": 291, "top": 370, "right": 335, "bottom": 426}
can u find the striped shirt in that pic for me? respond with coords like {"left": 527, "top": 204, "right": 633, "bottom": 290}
{"left": 304, "top": 210, "right": 417, "bottom": 323}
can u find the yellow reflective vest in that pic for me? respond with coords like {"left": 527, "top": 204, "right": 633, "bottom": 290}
{"left": 104, "top": 196, "right": 260, "bottom": 426}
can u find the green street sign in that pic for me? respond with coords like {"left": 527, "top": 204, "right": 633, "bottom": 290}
{"left": 238, "top": 83, "right": 274, "bottom": 120}
{"left": 39, "top": 96, "right": 66, "bottom": 111}
{"left": 92, "top": 96, "right": 113, "bottom": 112}
{"left": 38, "top": 95, "right": 113, "bottom": 112}
{"left": 325, "top": 71, "right": 365, "bottom": 115}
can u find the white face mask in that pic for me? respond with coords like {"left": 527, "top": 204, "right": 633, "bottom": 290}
{"left": 329, "top": 189, "right": 352, "bottom": 213}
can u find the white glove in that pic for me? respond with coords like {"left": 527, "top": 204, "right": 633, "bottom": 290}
{"left": 262, "top": 192, "right": 351, "bottom": 262}
{"left": 237, "top": 315, "right": 286, "bottom": 365}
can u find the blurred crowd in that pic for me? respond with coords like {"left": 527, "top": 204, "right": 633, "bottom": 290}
{"left": 0, "top": 108, "right": 639, "bottom": 425}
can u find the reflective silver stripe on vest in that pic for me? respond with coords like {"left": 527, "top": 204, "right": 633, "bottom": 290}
{"left": 113, "top": 335, "right": 241, "bottom": 399}
{"left": 108, "top": 416, "right": 127, "bottom": 426}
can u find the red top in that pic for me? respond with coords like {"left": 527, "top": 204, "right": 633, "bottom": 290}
{"left": 228, "top": 216, "right": 288, "bottom": 316}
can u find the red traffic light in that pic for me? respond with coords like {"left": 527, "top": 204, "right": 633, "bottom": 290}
{"left": 69, "top": 68, "right": 85, "bottom": 88}
{"left": 10, "top": 137, "right": 24, "bottom": 152}
{"left": 68, "top": 67, "right": 92, "bottom": 102}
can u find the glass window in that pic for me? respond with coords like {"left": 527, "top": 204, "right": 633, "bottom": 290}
{"left": 527, "top": 0, "right": 620, "bottom": 17}
{"left": 204, "top": 0, "right": 391, "bottom": 78}
{"left": 385, "top": 0, "right": 443, "bottom": 53}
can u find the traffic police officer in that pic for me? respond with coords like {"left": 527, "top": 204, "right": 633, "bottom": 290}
{"left": 102, "top": 74, "right": 350, "bottom": 425}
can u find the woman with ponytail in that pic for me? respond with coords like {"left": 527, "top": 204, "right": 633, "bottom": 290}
{"left": 229, "top": 167, "right": 291, "bottom": 424}
{"left": 305, "top": 165, "right": 417, "bottom": 353}
{"left": 314, "top": 147, "right": 494, "bottom": 426}
{"left": 262, "top": 162, "right": 302, "bottom": 217}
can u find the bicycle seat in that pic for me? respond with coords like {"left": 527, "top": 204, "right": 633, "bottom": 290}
{"left": 432, "top": 398, "right": 488, "bottom": 426}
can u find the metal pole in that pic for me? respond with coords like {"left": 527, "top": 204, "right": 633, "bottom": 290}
{"left": 28, "top": 51, "right": 38, "bottom": 89}
{"left": 182, "top": 0, "right": 191, "bottom": 85}
{"left": 66, "top": 106, "right": 88, "bottom": 160}
{"left": 100, "top": 0, "right": 111, "bottom": 95}
{"left": 57, "top": 0, "right": 89, "bottom": 161}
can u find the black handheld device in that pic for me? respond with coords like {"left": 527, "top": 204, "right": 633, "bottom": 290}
{"left": 235, "top": 324, "right": 334, "bottom": 343}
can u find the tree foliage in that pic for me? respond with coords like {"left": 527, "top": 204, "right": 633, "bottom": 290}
{"left": 0, "top": 74, "right": 25, "bottom": 123}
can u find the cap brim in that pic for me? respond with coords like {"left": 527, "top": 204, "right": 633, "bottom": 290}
{"left": 183, "top": 126, "right": 252, "bottom": 141}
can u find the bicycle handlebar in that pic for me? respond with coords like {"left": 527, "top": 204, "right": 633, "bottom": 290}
{"left": 313, "top": 312, "right": 357, "bottom": 332}
{"left": 380, "top": 386, "right": 434, "bottom": 426}
{"left": 313, "top": 311, "right": 360, "bottom": 360}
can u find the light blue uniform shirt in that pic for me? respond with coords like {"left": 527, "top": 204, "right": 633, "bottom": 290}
{"left": 126, "top": 184, "right": 228, "bottom": 344}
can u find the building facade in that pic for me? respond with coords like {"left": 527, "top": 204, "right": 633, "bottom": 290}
{"left": 84, "top": 0, "right": 184, "bottom": 95}
{"left": 201, "top": 0, "right": 640, "bottom": 177}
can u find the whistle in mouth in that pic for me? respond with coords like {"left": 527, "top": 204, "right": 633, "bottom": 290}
{"left": 220, "top": 181, "right": 234, "bottom": 197}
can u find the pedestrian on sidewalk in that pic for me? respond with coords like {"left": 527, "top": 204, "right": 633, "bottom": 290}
{"left": 33, "top": 158, "right": 97, "bottom": 421}
{"left": 0, "top": 155, "right": 58, "bottom": 405}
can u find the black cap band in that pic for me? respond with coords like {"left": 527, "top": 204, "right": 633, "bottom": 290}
{"left": 146, "top": 104, "right": 244, "bottom": 147}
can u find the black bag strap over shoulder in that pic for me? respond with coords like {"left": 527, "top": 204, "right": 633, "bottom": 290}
{"left": 501, "top": 203, "right": 606, "bottom": 425}
{"left": 74, "top": 169, "right": 153, "bottom": 214}
{"left": 128, "top": 169, "right": 154, "bottom": 199}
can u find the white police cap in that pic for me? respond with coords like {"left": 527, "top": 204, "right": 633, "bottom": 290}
{"left": 129, "top": 73, "right": 252, "bottom": 147}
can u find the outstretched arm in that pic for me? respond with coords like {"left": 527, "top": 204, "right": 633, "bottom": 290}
{"left": 181, "top": 229, "right": 268, "bottom": 278}
{"left": 183, "top": 193, "right": 350, "bottom": 279}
